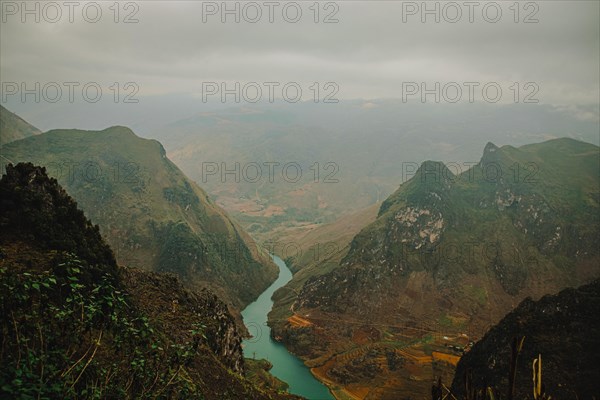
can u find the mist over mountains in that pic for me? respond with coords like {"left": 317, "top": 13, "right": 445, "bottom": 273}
{"left": 158, "top": 101, "right": 599, "bottom": 241}
{"left": 1, "top": 95, "right": 599, "bottom": 399}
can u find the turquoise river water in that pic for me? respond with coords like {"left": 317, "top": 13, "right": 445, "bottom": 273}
{"left": 241, "top": 255, "right": 334, "bottom": 400}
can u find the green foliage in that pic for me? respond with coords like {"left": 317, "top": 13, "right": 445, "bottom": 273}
{"left": 0, "top": 252, "right": 208, "bottom": 399}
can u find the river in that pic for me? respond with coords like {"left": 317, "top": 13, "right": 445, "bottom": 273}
{"left": 241, "top": 255, "right": 334, "bottom": 400}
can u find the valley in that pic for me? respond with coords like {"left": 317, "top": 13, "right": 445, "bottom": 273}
{"left": 1, "top": 105, "right": 599, "bottom": 399}
{"left": 2, "top": 2, "right": 599, "bottom": 398}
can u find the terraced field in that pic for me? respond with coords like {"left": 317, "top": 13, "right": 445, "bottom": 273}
{"left": 295, "top": 319, "right": 462, "bottom": 400}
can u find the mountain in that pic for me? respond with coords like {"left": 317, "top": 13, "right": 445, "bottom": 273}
{"left": 146, "top": 101, "right": 600, "bottom": 245}
{"left": 0, "top": 105, "right": 41, "bottom": 146}
{"left": 0, "top": 162, "right": 300, "bottom": 399}
{"left": 0, "top": 125, "right": 278, "bottom": 311}
{"left": 451, "top": 280, "right": 600, "bottom": 399}
{"left": 269, "top": 138, "right": 600, "bottom": 399}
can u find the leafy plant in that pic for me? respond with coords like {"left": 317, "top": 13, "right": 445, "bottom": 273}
{"left": 0, "top": 252, "right": 208, "bottom": 398}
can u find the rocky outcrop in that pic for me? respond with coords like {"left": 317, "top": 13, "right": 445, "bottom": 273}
{"left": 122, "top": 268, "right": 246, "bottom": 373}
{"left": 451, "top": 280, "right": 600, "bottom": 399}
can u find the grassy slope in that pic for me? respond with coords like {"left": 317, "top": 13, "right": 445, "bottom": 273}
{"left": 0, "top": 105, "right": 41, "bottom": 146}
{"left": 0, "top": 127, "right": 278, "bottom": 310}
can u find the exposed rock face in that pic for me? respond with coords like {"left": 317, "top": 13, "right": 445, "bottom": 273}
{"left": 294, "top": 139, "right": 600, "bottom": 326}
{"left": 451, "top": 280, "right": 600, "bottom": 399}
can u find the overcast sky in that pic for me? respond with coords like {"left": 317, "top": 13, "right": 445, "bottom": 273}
{"left": 1, "top": 0, "right": 599, "bottom": 107}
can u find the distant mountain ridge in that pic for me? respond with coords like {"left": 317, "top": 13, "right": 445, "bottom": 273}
{"left": 297, "top": 138, "right": 599, "bottom": 321}
{"left": 270, "top": 138, "right": 600, "bottom": 399}
{"left": 0, "top": 121, "right": 278, "bottom": 311}
{"left": 148, "top": 102, "right": 600, "bottom": 245}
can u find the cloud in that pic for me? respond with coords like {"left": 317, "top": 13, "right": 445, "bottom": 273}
{"left": 1, "top": 0, "right": 598, "bottom": 105}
